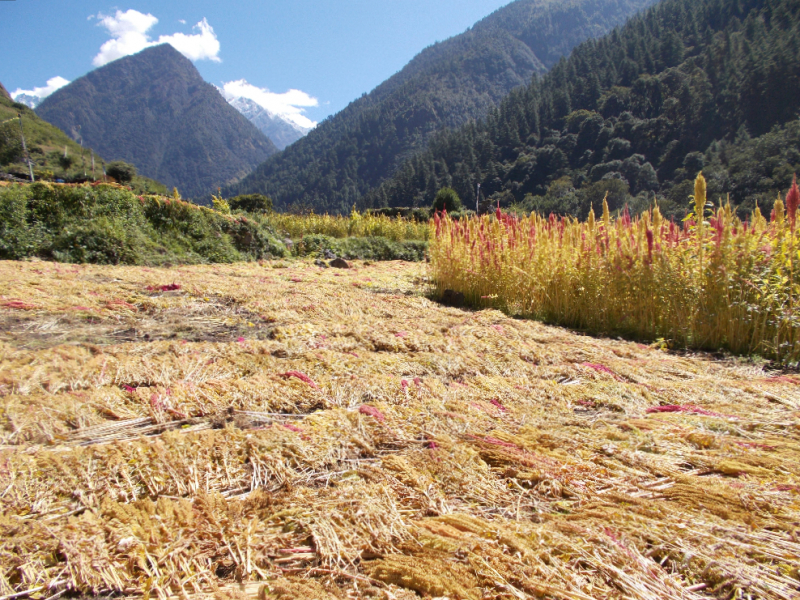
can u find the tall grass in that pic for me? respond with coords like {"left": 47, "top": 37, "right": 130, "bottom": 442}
{"left": 262, "top": 209, "right": 430, "bottom": 242}
{"left": 431, "top": 173, "right": 800, "bottom": 363}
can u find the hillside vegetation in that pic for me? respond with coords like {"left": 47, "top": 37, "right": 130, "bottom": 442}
{"left": 0, "top": 183, "right": 433, "bottom": 265}
{"left": 227, "top": 0, "right": 656, "bottom": 213}
{"left": 0, "top": 183, "right": 286, "bottom": 264}
{"left": 369, "top": 0, "right": 800, "bottom": 218}
{"left": 0, "top": 94, "right": 164, "bottom": 193}
{"left": 36, "top": 45, "right": 278, "bottom": 199}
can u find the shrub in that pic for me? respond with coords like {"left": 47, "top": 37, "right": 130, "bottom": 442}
{"left": 0, "top": 183, "right": 288, "bottom": 265}
{"left": 0, "top": 185, "right": 39, "bottom": 259}
{"left": 58, "top": 154, "right": 74, "bottom": 172}
{"left": 106, "top": 161, "right": 137, "bottom": 184}
{"left": 433, "top": 187, "right": 462, "bottom": 213}
{"left": 212, "top": 196, "right": 231, "bottom": 215}
{"left": 52, "top": 218, "right": 141, "bottom": 264}
{"left": 229, "top": 193, "right": 273, "bottom": 214}
{"left": 336, "top": 237, "right": 427, "bottom": 261}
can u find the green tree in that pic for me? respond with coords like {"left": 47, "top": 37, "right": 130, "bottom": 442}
{"left": 229, "top": 193, "right": 274, "bottom": 214}
{"left": 433, "top": 187, "right": 462, "bottom": 213}
{"left": 58, "top": 154, "right": 74, "bottom": 172}
{"left": 106, "top": 161, "right": 136, "bottom": 184}
{"left": 0, "top": 121, "right": 23, "bottom": 165}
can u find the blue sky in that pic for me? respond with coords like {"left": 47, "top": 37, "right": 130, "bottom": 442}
{"left": 1, "top": 0, "right": 512, "bottom": 127}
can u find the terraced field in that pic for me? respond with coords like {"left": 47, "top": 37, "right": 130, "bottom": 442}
{"left": 0, "top": 259, "right": 798, "bottom": 599}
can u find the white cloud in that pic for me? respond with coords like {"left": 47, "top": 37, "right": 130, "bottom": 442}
{"left": 178, "top": 19, "right": 187, "bottom": 24}
{"left": 11, "top": 76, "right": 71, "bottom": 100}
{"left": 158, "top": 18, "right": 220, "bottom": 63}
{"left": 222, "top": 79, "right": 318, "bottom": 129}
{"left": 92, "top": 9, "right": 221, "bottom": 67}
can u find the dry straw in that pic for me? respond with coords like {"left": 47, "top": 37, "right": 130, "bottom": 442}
{"left": 0, "top": 259, "right": 798, "bottom": 599}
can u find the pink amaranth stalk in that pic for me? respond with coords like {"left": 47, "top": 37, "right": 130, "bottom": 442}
{"left": 359, "top": 404, "right": 386, "bottom": 422}
{"left": 786, "top": 174, "right": 799, "bottom": 229}
{"left": 1, "top": 300, "right": 38, "bottom": 310}
{"left": 280, "top": 371, "right": 319, "bottom": 389}
{"left": 582, "top": 362, "right": 615, "bottom": 376}
{"left": 490, "top": 398, "right": 508, "bottom": 412}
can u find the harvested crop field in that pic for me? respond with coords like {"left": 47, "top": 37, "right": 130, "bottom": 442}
{"left": 0, "top": 258, "right": 798, "bottom": 600}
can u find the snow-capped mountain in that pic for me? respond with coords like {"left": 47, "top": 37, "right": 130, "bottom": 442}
{"left": 225, "top": 96, "right": 311, "bottom": 150}
{"left": 12, "top": 93, "right": 41, "bottom": 109}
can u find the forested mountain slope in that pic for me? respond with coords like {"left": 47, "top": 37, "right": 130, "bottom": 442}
{"left": 36, "top": 45, "right": 278, "bottom": 198}
{"left": 228, "top": 0, "right": 656, "bottom": 213}
{"left": 368, "top": 0, "right": 800, "bottom": 217}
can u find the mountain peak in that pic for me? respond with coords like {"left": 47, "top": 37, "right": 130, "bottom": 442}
{"left": 36, "top": 43, "right": 278, "bottom": 198}
{"left": 224, "top": 95, "right": 312, "bottom": 150}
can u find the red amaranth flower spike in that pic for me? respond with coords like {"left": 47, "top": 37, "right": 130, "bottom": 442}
{"left": 280, "top": 371, "right": 318, "bottom": 389}
{"left": 359, "top": 404, "right": 385, "bottom": 422}
{"left": 490, "top": 398, "right": 508, "bottom": 412}
{"left": 582, "top": 362, "right": 614, "bottom": 375}
{"left": 1, "top": 300, "right": 38, "bottom": 310}
{"left": 146, "top": 283, "right": 181, "bottom": 292}
{"left": 786, "top": 174, "right": 799, "bottom": 229}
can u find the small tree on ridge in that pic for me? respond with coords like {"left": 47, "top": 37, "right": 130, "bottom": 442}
{"left": 433, "top": 187, "right": 462, "bottom": 213}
